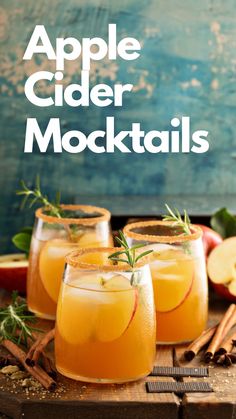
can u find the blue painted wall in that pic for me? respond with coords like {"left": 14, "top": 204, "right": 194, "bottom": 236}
{"left": 0, "top": 0, "right": 236, "bottom": 251}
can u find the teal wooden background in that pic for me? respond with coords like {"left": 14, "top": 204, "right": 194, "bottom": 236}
{"left": 0, "top": 0, "right": 236, "bottom": 251}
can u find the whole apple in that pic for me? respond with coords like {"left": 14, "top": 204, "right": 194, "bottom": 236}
{"left": 0, "top": 254, "right": 28, "bottom": 294}
{"left": 197, "top": 224, "right": 223, "bottom": 257}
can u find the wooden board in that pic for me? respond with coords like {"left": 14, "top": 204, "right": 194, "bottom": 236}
{"left": 174, "top": 294, "right": 236, "bottom": 419}
{"left": 0, "top": 347, "right": 179, "bottom": 419}
{"left": 0, "top": 290, "right": 235, "bottom": 419}
{"left": 0, "top": 290, "right": 179, "bottom": 419}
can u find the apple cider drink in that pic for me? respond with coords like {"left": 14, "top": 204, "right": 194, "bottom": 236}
{"left": 124, "top": 221, "right": 208, "bottom": 343}
{"left": 55, "top": 248, "right": 156, "bottom": 383}
{"left": 27, "top": 205, "right": 112, "bottom": 319}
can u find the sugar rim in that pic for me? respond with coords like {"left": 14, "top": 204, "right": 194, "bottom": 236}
{"left": 65, "top": 247, "right": 150, "bottom": 271}
{"left": 123, "top": 220, "right": 202, "bottom": 243}
{"left": 35, "top": 204, "right": 111, "bottom": 225}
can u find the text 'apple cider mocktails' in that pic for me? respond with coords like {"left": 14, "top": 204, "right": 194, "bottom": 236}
{"left": 124, "top": 220, "right": 208, "bottom": 343}
{"left": 27, "top": 205, "right": 112, "bottom": 319}
{"left": 55, "top": 247, "right": 156, "bottom": 383}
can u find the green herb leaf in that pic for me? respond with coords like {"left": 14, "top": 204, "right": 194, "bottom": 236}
{"left": 109, "top": 230, "right": 153, "bottom": 269}
{"left": 163, "top": 204, "right": 191, "bottom": 235}
{"left": 210, "top": 207, "right": 236, "bottom": 238}
{"left": 16, "top": 177, "right": 80, "bottom": 242}
{"left": 21, "top": 226, "right": 33, "bottom": 234}
{"left": 135, "top": 249, "right": 153, "bottom": 263}
{"left": 0, "top": 292, "right": 41, "bottom": 345}
{"left": 12, "top": 232, "right": 31, "bottom": 254}
{"left": 16, "top": 176, "right": 62, "bottom": 218}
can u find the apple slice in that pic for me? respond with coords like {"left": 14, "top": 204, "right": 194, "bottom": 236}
{"left": 207, "top": 237, "right": 236, "bottom": 284}
{"left": 228, "top": 280, "right": 236, "bottom": 297}
{"left": 207, "top": 237, "right": 236, "bottom": 302}
{"left": 151, "top": 249, "right": 194, "bottom": 312}
{"left": 57, "top": 276, "right": 101, "bottom": 345}
{"left": 95, "top": 275, "right": 138, "bottom": 342}
{"left": 57, "top": 274, "right": 138, "bottom": 345}
{"left": 39, "top": 239, "right": 78, "bottom": 302}
{"left": 0, "top": 254, "right": 28, "bottom": 293}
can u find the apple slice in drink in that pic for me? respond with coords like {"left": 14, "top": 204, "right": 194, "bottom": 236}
{"left": 95, "top": 274, "right": 138, "bottom": 342}
{"left": 39, "top": 239, "right": 78, "bottom": 302}
{"left": 57, "top": 276, "right": 100, "bottom": 345}
{"left": 57, "top": 274, "right": 138, "bottom": 345}
{"left": 151, "top": 249, "right": 194, "bottom": 312}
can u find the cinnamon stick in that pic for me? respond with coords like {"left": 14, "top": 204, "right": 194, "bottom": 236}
{"left": 224, "top": 354, "right": 233, "bottom": 367}
{"left": 26, "top": 328, "right": 55, "bottom": 366}
{"left": 1, "top": 339, "right": 56, "bottom": 391}
{"left": 41, "top": 353, "right": 57, "bottom": 380}
{"left": 25, "top": 335, "right": 42, "bottom": 366}
{"left": 204, "top": 304, "right": 236, "bottom": 363}
{"left": 214, "top": 353, "right": 226, "bottom": 365}
{"left": 228, "top": 353, "right": 236, "bottom": 363}
{"left": 16, "top": 329, "right": 55, "bottom": 376}
{"left": 215, "top": 329, "right": 236, "bottom": 355}
{"left": 214, "top": 353, "right": 234, "bottom": 367}
{"left": 184, "top": 325, "right": 217, "bottom": 361}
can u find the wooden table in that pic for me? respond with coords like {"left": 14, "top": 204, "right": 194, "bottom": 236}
{"left": 0, "top": 290, "right": 235, "bottom": 419}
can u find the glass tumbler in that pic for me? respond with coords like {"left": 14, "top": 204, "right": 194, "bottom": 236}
{"left": 55, "top": 247, "right": 156, "bottom": 383}
{"left": 27, "top": 205, "right": 112, "bottom": 319}
{"left": 124, "top": 221, "right": 208, "bottom": 344}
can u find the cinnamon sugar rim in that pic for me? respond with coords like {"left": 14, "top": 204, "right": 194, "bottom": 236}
{"left": 123, "top": 220, "right": 202, "bottom": 243}
{"left": 66, "top": 247, "right": 150, "bottom": 271}
{"left": 35, "top": 204, "right": 111, "bottom": 225}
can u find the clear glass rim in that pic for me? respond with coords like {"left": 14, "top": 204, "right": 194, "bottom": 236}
{"left": 65, "top": 247, "right": 150, "bottom": 271}
{"left": 35, "top": 204, "right": 111, "bottom": 225}
{"left": 123, "top": 220, "right": 202, "bottom": 243}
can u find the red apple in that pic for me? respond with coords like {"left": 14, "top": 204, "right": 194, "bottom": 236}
{"left": 210, "top": 282, "right": 236, "bottom": 303}
{"left": 197, "top": 224, "right": 223, "bottom": 257}
{"left": 207, "top": 237, "right": 236, "bottom": 303}
{"left": 0, "top": 254, "right": 28, "bottom": 294}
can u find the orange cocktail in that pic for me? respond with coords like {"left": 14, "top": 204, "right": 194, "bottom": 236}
{"left": 55, "top": 248, "right": 156, "bottom": 383}
{"left": 27, "top": 205, "right": 112, "bottom": 319}
{"left": 124, "top": 221, "right": 208, "bottom": 343}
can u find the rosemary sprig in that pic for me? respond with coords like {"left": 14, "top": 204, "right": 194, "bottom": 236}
{"left": 16, "top": 175, "right": 62, "bottom": 218}
{"left": 163, "top": 204, "right": 191, "bottom": 235}
{"left": 108, "top": 230, "right": 153, "bottom": 268}
{"left": 16, "top": 176, "right": 77, "bottom": 242}
{"left": 0, "top": 292, "right": 41, "bottom": 346}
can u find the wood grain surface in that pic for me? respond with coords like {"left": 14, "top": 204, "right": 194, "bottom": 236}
{"left": 0, "top": 290, "right": 235, "bottom": 419}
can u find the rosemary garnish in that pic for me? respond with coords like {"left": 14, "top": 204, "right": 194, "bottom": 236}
{"left": 16, "top": 176, "right": 78, "bottom": 242}
{"left": 0, "top": 292, "right": 41, "bottom": 346}
{"left": 16, "top": 176, "right": 62, "bottom": 218}
{"left": 163, "top": 204, "right": 191, "bottom": 235}
{"left": 108, "top": 230, "right": 153, "bottom": 268}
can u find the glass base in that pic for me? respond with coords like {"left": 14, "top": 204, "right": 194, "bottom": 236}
{"left": 28, "top": 307, "right": 56, "bottom": 321}
{"left": 56, "top": 365, "right": 151, "bottom": 384}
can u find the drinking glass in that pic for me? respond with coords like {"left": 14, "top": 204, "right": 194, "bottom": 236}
{"left": 55, "top": 247, "right": 156, "bottom": 383}
{"left": 124, "top": 221, "right": 208, "bottom": 344}
{"left": 27, "top": 205, "right": 112, "bottom": 319}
